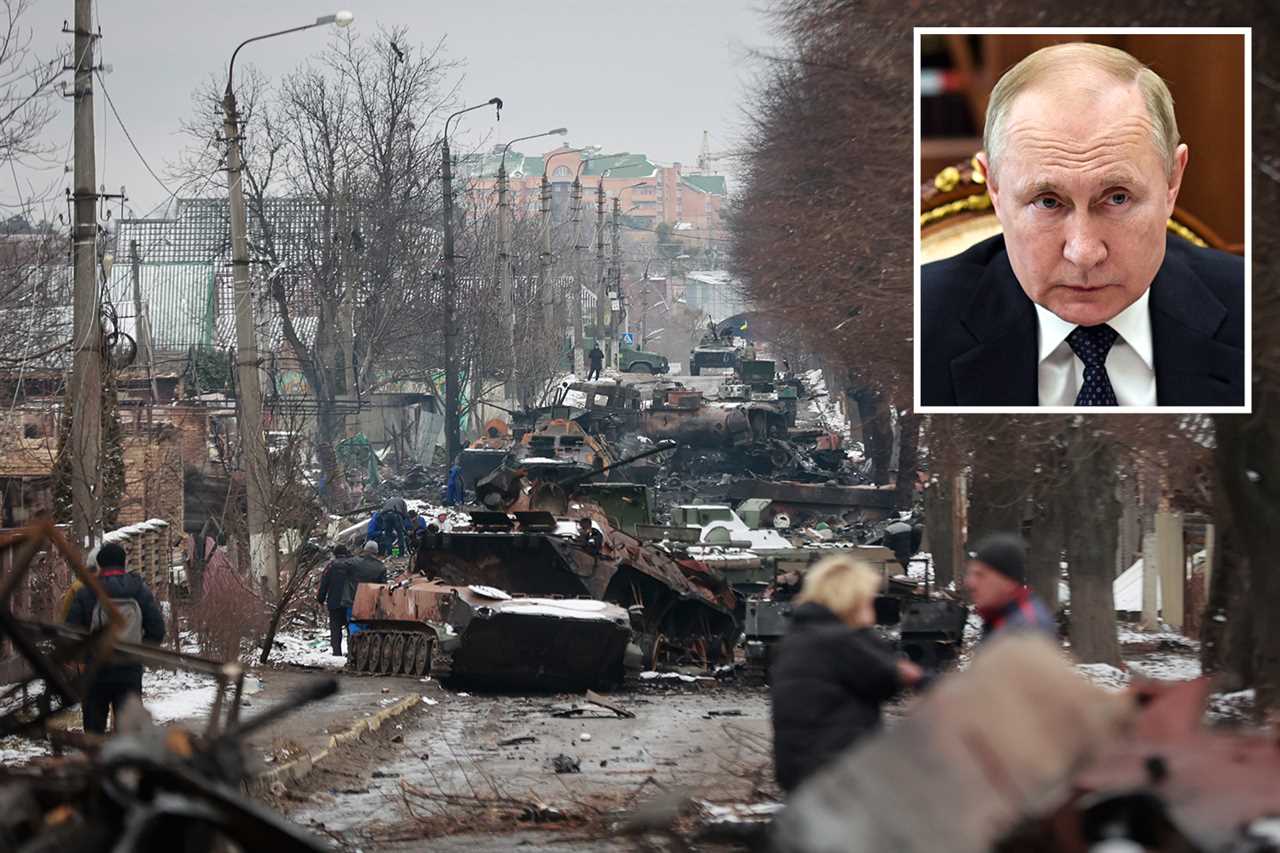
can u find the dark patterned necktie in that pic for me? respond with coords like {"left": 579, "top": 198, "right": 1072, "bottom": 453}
{"left": 1066, "top": 324, "right": 1119, "bottom": 406}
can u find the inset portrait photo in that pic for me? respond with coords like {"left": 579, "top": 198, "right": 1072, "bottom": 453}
{"left": 914, "top": 29, "right": 1249, "bottom": 412}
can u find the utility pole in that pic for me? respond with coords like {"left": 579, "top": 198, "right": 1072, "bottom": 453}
{"left": 594, "top": 180, "right": 607, "bottom": 367}
{"left": 129, "top": 240, "right": 160, "bottom": 402}
{"left": 223, "top": 82, "right": 278, "bottom": 597}
{"left": 220, "top": 17, "right": 352, "bottom": 583}
{"left": 609, "top": 196, "right": 622, "bottom": 355}
{"left": 496, "top": 162, "right": 515, "bottom": 403}
{"left": 440, "top": 135, "right": 462, "bottom": 463}
{"left": 571, "top": 175, "right": 585, "bottom": 375}
{"left": 68, "top": 0, "right": 102, "bottom": 547}
{"left": 441, "top": 97, "right": 502, "bottom": 462}
{"left": 538, "top": 175, "right": 554, "bottom": 342}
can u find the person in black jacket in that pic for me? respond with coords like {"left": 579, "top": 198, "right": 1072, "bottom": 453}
{"left": 317, "top": 544, "right": 353, "bottom": 656}
{"left": 65, "top": 542, "right": 166, "bottom": 734}
{"left": 770, "top": 555, "right": 923, "bottom": 793}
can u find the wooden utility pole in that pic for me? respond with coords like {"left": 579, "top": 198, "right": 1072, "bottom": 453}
{"left": 68, "top": 0, "right": 102, "bottom": 546}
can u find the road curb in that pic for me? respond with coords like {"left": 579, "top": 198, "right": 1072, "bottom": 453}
{"left": 250, "top": 693, "right": 421, "bottom": 795}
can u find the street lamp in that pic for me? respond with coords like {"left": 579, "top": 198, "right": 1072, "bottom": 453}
{"left": 222, "top": 10, "right": 353, "bottom": 597}
{"left": 495, "top": 128, "right": 567, "bottom": 403}
{"left": 440, "top": 97, "right": 503, "bottom": 463}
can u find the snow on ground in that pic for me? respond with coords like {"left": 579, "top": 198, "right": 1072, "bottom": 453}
{"left": 265, "top": 628, "right": 347, "bottom": 670}
{"left": 1127, "top": 654, "right": 1203, "bottom": 682}
{"left": 144, "top": 670, "right": 222, "bottom": 724}
{"left": 1117, "top": 627, "right": 1195, "bottom": 648}
{"left": 1077, "top": 663, "right": 1131, "bottom": 691}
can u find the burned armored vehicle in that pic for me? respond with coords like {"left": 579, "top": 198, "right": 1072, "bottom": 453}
{"left": 739, "top": 542, "right": 967, "bottom": 681}
{"left": 412, "top": 504, "right": 738, "bottom": 670}
{"left": 347, "top": 578, "right": 635, "bottom": 689}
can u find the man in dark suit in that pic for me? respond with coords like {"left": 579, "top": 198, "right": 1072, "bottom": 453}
{"left": 920, "top": 42, "right": 1244, "bottom": 407}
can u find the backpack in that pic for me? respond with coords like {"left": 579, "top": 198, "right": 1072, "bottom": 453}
{"left": 91, "top": 596, "right": 145, "bottom": 648}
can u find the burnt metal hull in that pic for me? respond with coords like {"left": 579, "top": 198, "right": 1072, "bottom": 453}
{"left": 348, "top": 579, "right": 633, "bottom": 689}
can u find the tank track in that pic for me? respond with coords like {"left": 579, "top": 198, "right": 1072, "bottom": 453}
{"left": 347, "top": 630, "right": 436, "bottom": 677}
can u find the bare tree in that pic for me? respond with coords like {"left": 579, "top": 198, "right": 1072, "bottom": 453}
{"left": 0, "top": 0, "right": 61, "bottom": 182}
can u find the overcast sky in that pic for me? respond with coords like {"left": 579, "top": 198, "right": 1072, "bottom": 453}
{"left": 5, "top": 0, "right": 780, "bottom": 220}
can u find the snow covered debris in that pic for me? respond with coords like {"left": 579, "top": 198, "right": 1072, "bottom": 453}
{"left": 0, "top": 736, "right": 50, "bottom": 766}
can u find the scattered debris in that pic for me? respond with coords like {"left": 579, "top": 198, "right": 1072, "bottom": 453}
{"left": 552, "top": 754, "right": 582, "bottom": 774}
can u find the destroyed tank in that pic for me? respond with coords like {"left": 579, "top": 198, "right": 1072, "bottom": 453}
{"left": 347, "top": 577, "right": 635, "bottom": 689}
{"left": 419, "top": 446, "right": 740, "bottom": 669}
{"left": 740, "top": 540, "right": 969, "bottom": 682}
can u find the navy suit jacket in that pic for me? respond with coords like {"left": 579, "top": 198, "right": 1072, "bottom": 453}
{"left": 920, "top": 234, "right": 1245, "bottom": 406}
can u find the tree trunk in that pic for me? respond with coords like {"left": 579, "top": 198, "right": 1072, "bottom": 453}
{"left": 1213, "top": 409, "right": 1280, "bottom": 713}
{"left": 1200, "top": 514, "right": 1253, "bottom": 688}
{"left": 966, "top": 467, "right": 1027, "bottom": 546}
{"left": 850, "top": 387, "right": 893, "bottom": 485}
{"left": 922, "top": 475, "right": 954, "bottom": 590}
{"left": 1063, "top": 426, "right": 1121, "bottom": 666}
{"left": 895, "top": 409, "right": 920, "bottom": 510}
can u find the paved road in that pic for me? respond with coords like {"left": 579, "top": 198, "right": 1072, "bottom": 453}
{"left": 279, "top": 675, "right": 775, "bottom": 850}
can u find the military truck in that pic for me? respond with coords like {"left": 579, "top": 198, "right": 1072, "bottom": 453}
{"left": 618, "top": 345, "right": 670, "bottom": 375}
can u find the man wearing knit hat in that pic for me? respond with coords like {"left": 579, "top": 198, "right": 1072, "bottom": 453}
{"left": 65, "top": 541, "right": 166, "bottom": 733}
{"left": 964, "top": 532, "right": 1056, "bottom": 643}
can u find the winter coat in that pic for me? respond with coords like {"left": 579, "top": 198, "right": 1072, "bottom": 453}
{"left": 980, "top": 588, "right": 1056, "bottom": 643}
{"left": 770, "top": 603, "right": 902, "bottom": 793}
{"left": 317, "top": 558, "right": 353, "bottom": 609}
{"left": 66, "top": 569, "right": 166, "bottom": 685}
{"left": 366, "top": 511, "right": 382, "bottom": 537}
{"left": 343, "top": 555, "right": 387, "bottom": 605}
{"left": 381, "top": 497, "right": 408, "bottom": 518}
{"left": 588, "top": 347, "right": 604, "bottom": 367}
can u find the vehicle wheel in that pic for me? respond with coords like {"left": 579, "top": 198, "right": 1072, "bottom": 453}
{"left": 635, "top": 363, "right": 653, "bottom": 374}
{"left": 413, "top": 636, "right": 431, "bottom": 676}
{"left": 388, "top": 633, "right": 406, "bottom": 675}
{"left": 369, "top": 633, "right": 386, "bottom": 673}
{"left": 348, "top": 634, "right": 365, "bottom": 671}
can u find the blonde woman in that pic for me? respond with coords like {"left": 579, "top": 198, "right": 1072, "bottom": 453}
{"left": 770, "top": 555, "right": 923, "bottom": 793}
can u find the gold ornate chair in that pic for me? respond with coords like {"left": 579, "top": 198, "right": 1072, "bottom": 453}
{"left": 920, "top": 156, "right": 1238, "bottom": 265}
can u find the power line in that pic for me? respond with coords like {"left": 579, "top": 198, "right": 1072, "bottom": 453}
{"left": 95, "top": 71, "right": 175, "bottom": 202}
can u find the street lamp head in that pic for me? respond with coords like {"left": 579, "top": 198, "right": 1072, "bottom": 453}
{"left": 315, "top": 10, "right": 354, "bottom": 27}
{"left": 548, "top": 127, "right": 568, "bottom": 136}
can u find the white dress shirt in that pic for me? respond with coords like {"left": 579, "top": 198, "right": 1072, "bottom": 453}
{"left": 1035, "top": 289, "right": 1157, "bottom": 407}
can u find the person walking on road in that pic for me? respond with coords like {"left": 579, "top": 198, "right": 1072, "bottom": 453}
{"left": 964, "top": 532, "right": 1057, "bottom": 643}
{"left": 65, "top": 542, "right": 166, "bottom": 734}
{"left": 317, "top": 544, "right": 354, "bottom": 656}
{"left": 587, "top": 343, "right": 604, "bottom": 381}
{"left": 770, "top": 555, "right": 923, "bottom": 793}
